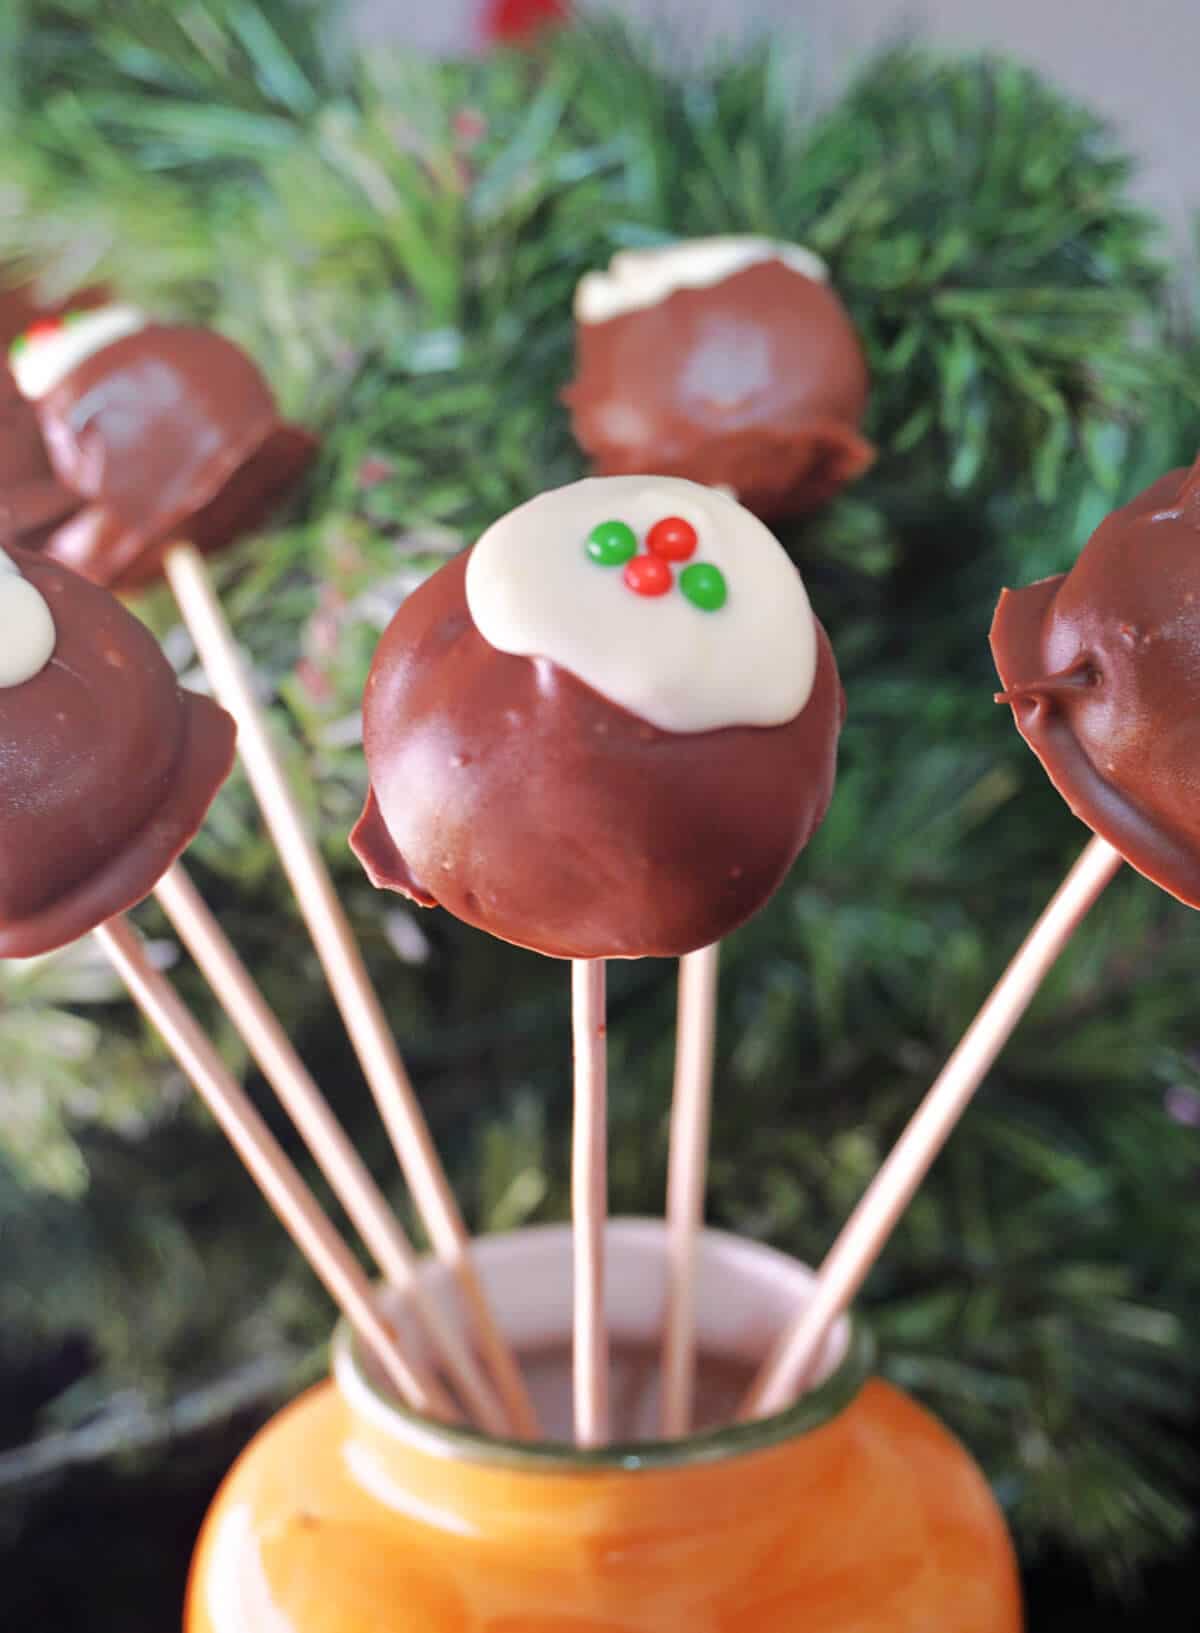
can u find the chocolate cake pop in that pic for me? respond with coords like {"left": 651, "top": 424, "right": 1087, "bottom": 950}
{"left": 0, "top": 546, "right": 236, "bottom": 957}
{"left": 351, "top": 476, "right": 844, "bottom": 959}
{"left": 7, "top": 306, "right": 316, "bottom": 590}
{"left": 564, "top": 237, "right": 873, "bottom": 519}
{"left": 991, "top": 455, "right": 1200, "bottom": 909}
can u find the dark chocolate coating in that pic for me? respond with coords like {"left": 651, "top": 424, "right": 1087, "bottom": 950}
{"left": 0, "top": 549, "right": 236, "bottom": 957}
{"left": 33, "top": 324, "right": 316, "bottom": 591}
{"left": 564, "top": 260, "right": 873, "bottom": 519}
{"left": 351, "top": 549, "right": 844, "bottom": 959}
{"left": 990, "top": 460, "right": 1200, "bottom": 908}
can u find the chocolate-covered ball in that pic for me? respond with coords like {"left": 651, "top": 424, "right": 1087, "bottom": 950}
{"left": 991, "top": 457, "right": 1200, "bottom": 908}
{"left": 8, "top": 308, "right": 316, "bottom": 590}
{"left": 0, "top": 547, "right": 236, "bottom": 957}
{"left": 351, "top": 477, "right": 844, "bottom": 959}
{"left": 564, "top": 238, "right": 873, "bottom": 519}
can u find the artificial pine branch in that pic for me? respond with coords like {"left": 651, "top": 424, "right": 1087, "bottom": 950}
{"left": 1, "top": 0, "right": 1199, "bottom": 1592}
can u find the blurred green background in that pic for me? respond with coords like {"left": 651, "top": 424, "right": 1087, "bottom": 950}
{"left": 2, "top": 3, "right": 1200, "bottom": 1625}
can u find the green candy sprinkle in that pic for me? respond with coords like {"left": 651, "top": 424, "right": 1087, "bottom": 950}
{"left": 679, "top": 561, "right": 727, "bottom": 611}
{"left": 586, "top": 519, "right": 637, "bottom": 566}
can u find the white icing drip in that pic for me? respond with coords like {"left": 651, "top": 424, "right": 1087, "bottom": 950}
{"left": 10, "top": 305, "right": 145, "bottom": 398}
{"left": 574, "top": 237, "right": 828, "bottom": 325}
{"left": 464, "top": 476, "right": 817, "bottom": 734}
{"left": 0, "top": 550, "right": 56, "bottom": 687}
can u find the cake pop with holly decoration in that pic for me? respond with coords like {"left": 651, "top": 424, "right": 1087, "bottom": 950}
{"left": 564, "top": 237, "right": 873, "bottom": 519}
{"left": 7, "top": 305, "right": 316, "bottom": 590}
{"left": 351, "top": 475, "right": 843, "bottom": 959}
{"left": 0, "top": 546, "right": 235, "bottom": 957}
{"left": 991, "top": 453, "right": 1200, "bottom": 909}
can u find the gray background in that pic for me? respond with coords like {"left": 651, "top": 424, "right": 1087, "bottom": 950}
{"left": 354, "top": 0, "right": 1199, "bottom": 247}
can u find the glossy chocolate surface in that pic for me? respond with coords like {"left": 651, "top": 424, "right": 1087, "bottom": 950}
{"left": 564, "top": 260, "right": 872, "bottom": 519}
{"left": 0, "top": 549, "right": 236, "bottom": 957}
{"left": 33, "top": 324, "right": 315, "bottom": 590}
{"left": 991, "top": 461, "right": 1200, "bottom": 908}
{"left": 351, "top": 549, "right": 844, "bottom": 959}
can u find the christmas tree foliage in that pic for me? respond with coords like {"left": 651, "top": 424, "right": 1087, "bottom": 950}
{"left": 2, "top": 0, "right": 1200, "bottom": 1609}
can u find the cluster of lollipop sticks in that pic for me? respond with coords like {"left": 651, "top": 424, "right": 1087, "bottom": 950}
{"left": 1, "top": 239, "right": 1168, "bottom": 1448}
{"left": 65, "top": 544, "right": 538, "bottom": 1428}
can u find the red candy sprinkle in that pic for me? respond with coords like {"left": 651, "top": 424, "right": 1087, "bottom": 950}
{"left": 646, "top": 515, "right": 698, "bottom": 562}
{"left": 624, "top": 555, "right": 673, "bottom": 597}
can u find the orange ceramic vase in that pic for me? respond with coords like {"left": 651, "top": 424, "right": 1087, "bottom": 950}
{"left": 186, "top": 1221, "right": 1023, "bottom": 1633}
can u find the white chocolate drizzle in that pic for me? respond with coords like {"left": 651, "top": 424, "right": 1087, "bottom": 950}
{"left": 0, "top": 549, "right": 56, "bottom": 687}
{"left": 574, "top": 237, "right": 828, "bottom": 326}
{"left": 465, "top": 476, "right": 817, "bottom": 734}
{"left": 9, "top": 305, "right": 146, "bottom": 398}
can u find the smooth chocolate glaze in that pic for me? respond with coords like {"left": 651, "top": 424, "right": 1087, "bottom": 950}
{"left": 351, "top": 549, "right": 844, "bottom": 960}
{"left": 0, "top": 549, "right": 236, "bottom": 957}
{"left": 990, "top": 459, "right": 1200, "bottom": 908}
{"left": 564, "top": 260, "right": 873, "bottom": 519}
{"left": 33, "top": 324, "right": 316, "bottom": 590}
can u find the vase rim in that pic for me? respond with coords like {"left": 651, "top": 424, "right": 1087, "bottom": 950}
{"left": 332, "top": 1219, "right": 875, "bottom": 1473}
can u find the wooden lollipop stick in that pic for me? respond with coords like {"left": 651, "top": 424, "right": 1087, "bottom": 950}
{"left": 741, "top": 834, "right": 1123, "bottom": 1420}
{"left": 152, "top": 863, "right": 509, "bottom": 1434}
{"left": 162, "top": 542, "right": 537, "bottom": 1438}
{"left": 92, "top": 915, "right": 454, "bottom": 1421}
{"left": 571, "top": 958, "right": 609, "bottom": 1446}
{"left": 660, "top": 941, "right": 720, "bottom": 1437}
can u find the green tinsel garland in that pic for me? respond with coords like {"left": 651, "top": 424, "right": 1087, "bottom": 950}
{"left": 2, "top": 0, "right": 1199, "bottom": 1605}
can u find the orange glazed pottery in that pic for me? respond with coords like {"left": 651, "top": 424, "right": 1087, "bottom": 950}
{"left": 187, "top": 1221, "right": 1023, "bottom": 1632}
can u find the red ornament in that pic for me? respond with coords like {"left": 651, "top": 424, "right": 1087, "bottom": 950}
{"left": 479, "top": 0, "right": 569, "bottom": 45}
{"left": 646, "top": 515, "right": 698, "bottom": 562}
{"left": 623, "top": 555, "right": 673, "bottom": 597}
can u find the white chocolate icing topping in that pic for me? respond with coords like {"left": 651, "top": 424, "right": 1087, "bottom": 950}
{"left": 464, "top": 476, "right": 817, "bottom": 734}
{"left": 0, "top": 549, "right": 56, "bottom": 687}
{"left": 9, "top": 305, "right": 146, "bottom": 398}
{"left": 574, "top": 236, "right": 828, "bottom": 326}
